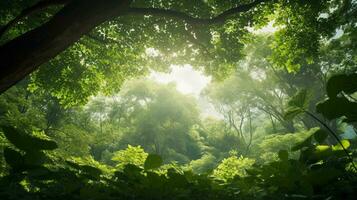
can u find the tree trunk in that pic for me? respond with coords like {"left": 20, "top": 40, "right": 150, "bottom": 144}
{"left": 0, "top": 0, "right": 132, "bottom": 93}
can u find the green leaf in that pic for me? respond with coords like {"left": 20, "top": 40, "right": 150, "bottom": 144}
{"left": 314, "top": 145, "right": 333, "bottom": 160}
{"left": 144, "top": 154, "right": 163, "bottom": 170}
{"left": 332, "top": 140, "right": 350, "bottom": 151}
{"left": 315, "top": 145, "right": 330, "bottom": 152}
{"left": 327, "top": 74, "right": 348, "bottom": 98}
{"left": 4, "top": 147, "right": 24, "bottom": 171}
{"left": 284, "top": 89, "right": 311, "bottom": 120}
{"left": 316, "top": 97, "right": 357, "bottom": 122}
{"left": 2, "top": 126, "right": 58, "bottom": 152}
{"left": 284, "top": 106, "right": 304, "bottom": 120}
{"left": 313, "top": 129, "right": 328, "bottom": 144}
{"left": 326, "top": 74, "right": 357, "bottom": 98}
{"left": 288, "top": 89, "right": 311, "bottom": 109}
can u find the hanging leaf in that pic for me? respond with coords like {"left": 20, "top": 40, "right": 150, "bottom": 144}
{"left": 316, "top": 97, "right": 357, "bottom": 121}
{"left": 2, "top": 126, "right": 58, "bottom": 152}
{"left": 144, "top": 154, "right": 163, "bottom": 170}
{"left": 326, "top": 74, "right": 357, "bottom": 98}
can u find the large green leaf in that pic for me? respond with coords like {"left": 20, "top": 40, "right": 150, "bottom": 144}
{"left": 144, "top": 154, "right": 163, "bottom": 170}
{"left": 284, "top": 89, "right": 311, "bottom": 120}
{"left": 284, "top": 106, "right": 304, "bottom": 120}
{"left": 2, "top": 126, "right": 58, "bottom": 151}
{"left": 326, "top": 74, "right": 357, "bottom": 98}
{"left": 288, "top": 89, "right": 311, "bottom": 109}
{"left": 316, "top": 97, "right": 357, "bottom": 121}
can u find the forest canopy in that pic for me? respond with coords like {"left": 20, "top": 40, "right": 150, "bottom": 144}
{"left": 0, "top": 0, "right": 357, "bottom": 199}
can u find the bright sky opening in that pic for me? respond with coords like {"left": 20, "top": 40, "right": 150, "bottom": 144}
{"left": 149, "top": 64, "right": 211, "bottom": 97}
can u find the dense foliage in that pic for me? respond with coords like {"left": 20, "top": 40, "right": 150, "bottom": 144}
{"left": 0, "top": 0, "right": 357, "bottom": 199}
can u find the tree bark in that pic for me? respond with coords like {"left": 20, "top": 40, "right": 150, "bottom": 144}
{"left": 0, "top": 0, "right": 132, "bottom": 93}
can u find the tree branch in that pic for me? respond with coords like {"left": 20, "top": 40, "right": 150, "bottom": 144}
{"left": 0, "top": 0, "right": 132, "bottom": 94}
{"left": 0, "top": 0, "right": 71, "bottom": 38}
{"left": 126, "top": 0, "right": 268, "bottom": 25}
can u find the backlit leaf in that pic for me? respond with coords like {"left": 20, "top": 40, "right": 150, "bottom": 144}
{"left": 332, "top": 140, "right": 350, "bottom": 151}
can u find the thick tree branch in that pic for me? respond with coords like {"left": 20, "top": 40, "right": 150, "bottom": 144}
{"left": 0, "top": 0, "right": 71, "bottom": 38}
{"left": 0, "top": 0, "right": 269, "bottom": 94}
{"left": 0, "top": 0, "right": 132, "bottom": 93}
{"left": 126, "top": 0, "right": 268, "bottom": 25}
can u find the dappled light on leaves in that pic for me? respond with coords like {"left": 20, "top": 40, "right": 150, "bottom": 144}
{"left": 0, "top": 0, "right": 357, "bottom": 199}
